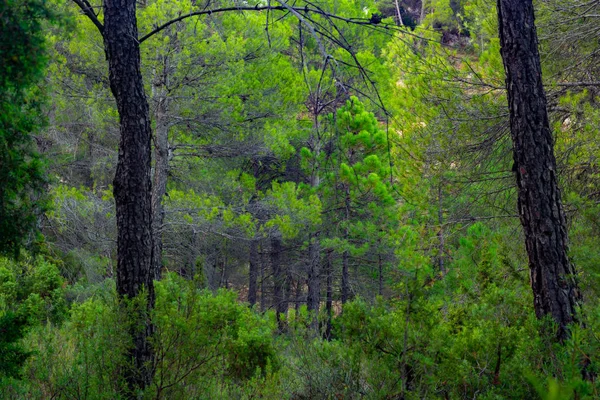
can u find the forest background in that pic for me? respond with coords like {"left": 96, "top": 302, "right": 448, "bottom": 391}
{"left": 1, "top": 0, "right": 600, "bottom": 398}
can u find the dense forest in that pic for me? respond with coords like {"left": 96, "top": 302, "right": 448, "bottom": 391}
{"left": 1, "top": 0, "right": 600, "bottom": 398}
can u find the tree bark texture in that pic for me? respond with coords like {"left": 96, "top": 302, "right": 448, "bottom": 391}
{"left": 497, "top": 0, "right": 580, "bottom": 340}
{"left": 103, "top": 0, "right": 155, "bottom": 391}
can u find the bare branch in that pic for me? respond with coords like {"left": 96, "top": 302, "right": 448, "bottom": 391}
{"left": 555, "top": 81, "right": 600, "bottom": 87}
{"left": 138, "top": 4, "right": 397, "bottom": 44}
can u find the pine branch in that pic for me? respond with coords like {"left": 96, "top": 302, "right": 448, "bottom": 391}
{"left": 71, "top": 0, "right": 104, "bottom": 35}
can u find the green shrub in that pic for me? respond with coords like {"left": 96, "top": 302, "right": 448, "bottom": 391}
{"left": 151, "top": 272, "right": 278, "bottom": 398}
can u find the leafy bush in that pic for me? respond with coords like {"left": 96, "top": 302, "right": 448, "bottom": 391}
{"left": 0, "top": 255, "right": 68, "bottom": 325}
{"left": 151, "top": 273, "right": 278, "bottom": 398}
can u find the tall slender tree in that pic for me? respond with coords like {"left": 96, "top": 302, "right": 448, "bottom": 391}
{"left": 70, "top": 0, "right": 155, "bottom": 392}
{"left": 496, "top": 0, "right": 581, "bottom": 340}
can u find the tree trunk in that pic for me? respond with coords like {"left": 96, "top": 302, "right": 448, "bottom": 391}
{"left": 341, "top": 250, "right": 350, "bottom": 304}
{"left": 341, "top": 188, "right": 350, "bottom": 304}
{"left": 271, "top": 236, "right": 286, "bottom": 331}
{"left": 285, "top": 267, "right": 293, "bottom": 316}
{"left": 151, "top": 85, "right": 169, "bottom": 281}
{"left": 306, "top": 128, "right": 321, "bottom": 329}
{"left": 248, "top": 239, "right": 259, "bottom": 306}
{"left": 103, "top": 0, "right": 155, "bottom": 392}
{"left": 393, "top": 0, "right": 404, "bottom": 26}
{"left": 306, "top": 233, "right": 320, "bottom": 328}
{"left": 437, "top": 182, "right": 445, "bottom": 274}
{"left": 497, "top": 0, "right": 581, "bottom": 340}
{"left": 260, "top": 242, "right": 267, "bottom": 312}
{"left": 295, "top": 276, "right": 302, "bottom": 312}
{"left": 325, "top": 249, "right": 333, "bottom": 340}
{"left": 378, "top": 252, "right": 383, "bottom": 297}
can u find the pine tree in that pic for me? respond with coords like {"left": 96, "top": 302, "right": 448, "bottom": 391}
{"left": 0, "top": 0, "right": 52, "bottom": 256}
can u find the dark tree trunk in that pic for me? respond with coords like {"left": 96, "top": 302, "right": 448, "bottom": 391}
{"left": 341, "top": 249, "right": 349, "bottom": 304}
{"left": 271, "top": 236, "right": 286, "bottom": 331}
{"left": 306, "top": 233, "right": 320, "bottom": 329}
{"left": 103, "top": 0, "right": 155, "bottom": 392}
{"left": 295, "top": 276, "right": 302, "bottom": 312}
{"left": 378, "top": 252, "right": 383, "bottom": 297}
{"left": 219, "top": 244, "right": 228, "bottom": 288}
{"left": 248, "top": 239, "right": 259, "bottom": 306}
{"left": 260, "top": 242, "right": 267, "bottom": 312}
{"left": 285, "top": 267, "right": 293, "bottom": 315}
{"left": 497, "top": 0, "right": 581, "bottom": 340}
{"left": 325, "top": 249, "right": 333, "bottom": 340}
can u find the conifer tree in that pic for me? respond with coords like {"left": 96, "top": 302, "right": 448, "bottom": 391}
{"left": 320, "top": 97, "right": 397, "bottom": 305}
{"left": 0, "top": 0, "right": 52, "bottom": 256}
{"left": 497, "top": 0, "right": 581, "bottom": 339}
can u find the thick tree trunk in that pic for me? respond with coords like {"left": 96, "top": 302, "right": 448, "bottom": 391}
{"left": 103, "top": 0, "right": 155, "bottom": 392}
{"left": 497, "top": 0, "right": 581, "bottom": 340}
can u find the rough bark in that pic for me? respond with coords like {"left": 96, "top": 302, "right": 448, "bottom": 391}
{"left": 103, "top": 0, "right": 155, "bottom": 391}
{"left": 497, "top": 0, "right": 581, "bottom": 340}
